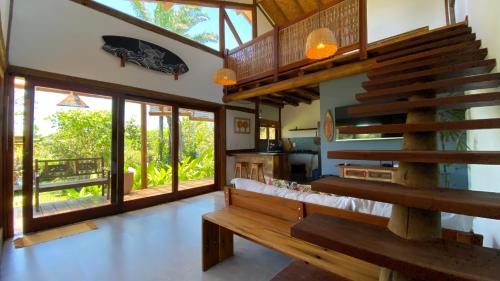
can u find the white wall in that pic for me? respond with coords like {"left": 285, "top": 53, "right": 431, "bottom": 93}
{"left": 1, "top": 0, "right": 10, "bottom": 47}
{"left": 367, "top": 0, "right": 446, "bottom": 43}
{"left": 260, "top": 104, "right": 279, "bottom": 121}
{"left": 457, "top": 0, "right": 500, "bottom": 249}
{"left": 281, "top": 100, "right": 320, "bottom": 138}
{"left": 9, "top": 0, "right": 223, "bottom": 103}
{"left": 226, "top": 110, "right": 255, "bottom": 150}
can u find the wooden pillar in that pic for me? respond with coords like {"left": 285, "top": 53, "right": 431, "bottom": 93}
{"left": 381, "top": 93, "right": 441, "bottom": 281}
{"left": 140, "top": 103, "right": 147, "bottom": 189}
{"left": 255, "top": 98, "right": 260, "bottom": 149}
{"left": 359, "top": 0, "right": 368, "bottom": 60}
{"left": 252, "top": 0, "right": 258, "bottom": 39}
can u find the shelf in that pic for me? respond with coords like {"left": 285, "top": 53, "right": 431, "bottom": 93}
{"left": 327, "top": 150, "right": 500, "bottom": 164}
{"left": 337, "top": 118, "right": 500, "bottom": 134}
{"left": 291, "top": 214, "right": 500, "bottom": 281}
{"left": 312, "top": 177, "right": 500, "bottom": 219}
{"left": 288, "top": 127, "right": 318, "bottom": 131}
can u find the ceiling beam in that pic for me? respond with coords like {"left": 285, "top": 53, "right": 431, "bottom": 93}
{"left": 294, "top": 88, "right": 320, "bottom": 99}
{"left": 270, "top": 93, "right": 300, "bottom": 106}
{"left": 284, "top": 92, "right": 312, "bottom": 104}
{"left": 223, "top": 59, "right": 376, "bottom": 102}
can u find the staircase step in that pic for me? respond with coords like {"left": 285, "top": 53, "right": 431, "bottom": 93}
{"left": 338, "top": 118, "right": 500, "bottom": 134}
{"left": 356, "top": 73, "right": 500, "bottom": 102}
{"left": 291, "top": 214, "right": 500, "bottom": 281}
{"left": 368, "top": 48, "right": 488, "bottom": 79}
{"left": 376, "top": 33, "right": 477, "bottom": 62}
{"left": 371, "top": 25, "right": 472, "bottom": 56}
{"left": 363, "top": 59, "right": 496, "bottom": 91}
{"left": 271, "top": 260, "right": 349, "bottom": 281}
{"left": 312, "top": 177, "right": 500, "bottom": 219}
{"left": 348, "top": 92, "right": 500, "bottom": 117}
{"left": 327, "top": 150, "right": 500, "bottom": 164}
{"left": 373, "top": 40, "right": 482, "bottom": 70}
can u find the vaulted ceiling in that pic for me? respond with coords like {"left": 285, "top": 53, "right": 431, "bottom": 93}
{"left": 257, "top": 0, "right": 340, "bottom": 26}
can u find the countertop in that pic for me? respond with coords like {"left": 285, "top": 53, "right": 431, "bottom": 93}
{"left": 229, "top": 150, "right": 318, "bottom": 156}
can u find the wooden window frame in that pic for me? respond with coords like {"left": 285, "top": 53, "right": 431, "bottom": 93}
{"left": 4, "top": 66, "right": 224, "bottom": 235}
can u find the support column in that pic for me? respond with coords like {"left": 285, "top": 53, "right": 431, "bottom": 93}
{"left": 140, "top": 103, "right": 147, "bottom": 189}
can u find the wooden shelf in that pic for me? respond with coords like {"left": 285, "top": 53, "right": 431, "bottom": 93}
{"left": 368, "top": 48, "right": 488, "bottom": 79}
{"left": 363, "top": 59, "right": 496, "bottom": 91}
{"left": 356, "top": 73, "right": 500, "bottom": 102}
{"left": 271, "top": 260, "right": 348, "bottom": 281}
{"left": 337, "top": 118, "right": 500, "bottom": 134}
{"left": 312, "top": 177, "right": 500, "bottom": 219}
{"left": 288, "top": 127, "right": 318, "bottom": 131}
{"left": 347, "top": 92, "right": 500, "bottom": 117}
{"left": 327, "top": 150, "right": 500, "bottom": 164}
{"left": 291, "top": 214, "right": 500, "bottom": 281}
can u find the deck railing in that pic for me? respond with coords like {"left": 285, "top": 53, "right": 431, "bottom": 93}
{"left": 226, "top": 0, "right": 367, "bottom": 84}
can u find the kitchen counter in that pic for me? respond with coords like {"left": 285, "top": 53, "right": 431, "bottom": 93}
{"left": 231, "top": 153, "right": 289, "bottom": 180}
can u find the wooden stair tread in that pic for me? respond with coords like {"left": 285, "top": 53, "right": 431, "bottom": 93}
{"left": 371, "top": 25, "right": 472, "bottom": 56}
{"left": 376, "top": 33, "right": 477, "bottom": 62}
{"left": 368, "top": 48, "right": 488, "bottom": 79}
{"left": 373, "top": 40, "right": 482, "bottom": 70}
{"left": 312, "top": 177, "right": 500, "bottom": 219}
{"left": 338, "top": 118, "right": 500, "bottom": 134}
{"left": 348, "top": 92, "right": 500, "bottom": 117}
{"left": 363, "top": 59, "right": 496, "bottom": 91}
{"left": 271, "top": 260, "right": 349, "bottom": 281}
{"left": 291, "top": 214, "right": 500, "bottom": 281}
{"left": 356, "top": 73, "right": 500, "bottom": 102}
{"left": 327, "top": 150, "right": 500, "bottom": 164}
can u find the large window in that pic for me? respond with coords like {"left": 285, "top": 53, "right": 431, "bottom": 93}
{"left": 93, "top": 0, "right": 253, "bottom": 52}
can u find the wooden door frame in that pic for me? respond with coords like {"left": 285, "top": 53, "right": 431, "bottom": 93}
{"left": 5, "top": 67, "right": 224, "bottom": 235}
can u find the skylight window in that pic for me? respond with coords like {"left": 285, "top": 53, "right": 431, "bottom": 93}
{"left": 95, "top": 0, "right": 220, "bottom": 50}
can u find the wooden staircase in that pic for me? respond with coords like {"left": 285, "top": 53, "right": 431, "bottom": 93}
{"left": 291, "top": 21, "right": 500, "bottom": 281}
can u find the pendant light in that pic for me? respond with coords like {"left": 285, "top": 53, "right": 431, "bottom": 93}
{"left": 57, "top": 91, "right": 89, "bottom": 108}
{"left": 305, "top": 6, "right": 338, "bottom": 60}
{"left": 213, "top": 67, "right": 237, "bottom": 86}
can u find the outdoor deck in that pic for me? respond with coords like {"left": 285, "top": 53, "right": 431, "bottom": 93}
{"left": 14, "top": 178, "right": 214, "bottom": 235}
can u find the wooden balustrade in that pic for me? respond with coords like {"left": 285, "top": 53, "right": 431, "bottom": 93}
{"left": 225, "top": 0, "right": 366, "bottom": 85}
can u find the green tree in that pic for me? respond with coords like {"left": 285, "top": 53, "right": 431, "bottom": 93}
{"left": 130, "top": 1, "right": 218, "bottom": 44}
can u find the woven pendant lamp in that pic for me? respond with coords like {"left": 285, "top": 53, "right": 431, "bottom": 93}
{"left": 57, "top": 92, "right": 89, "bottom": 108}
{"left": 305, "top": 27, "right": 338, "bottom": 60}
{"left": 213, "top": 68, "right": 237, "bottom": 86}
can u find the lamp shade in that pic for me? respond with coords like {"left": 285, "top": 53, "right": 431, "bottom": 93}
{"left": 305, "top": 27, "right": 338, "bottom": 60}
{"left": 213, "top": 68, "right": 237, "bottom": 86}
{"left": 57, "top": 92, "right": 89, "bottom": 108}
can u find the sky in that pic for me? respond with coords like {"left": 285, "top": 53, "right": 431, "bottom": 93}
{"left": 95, "top": 0, "right": 252, "bottom": 50}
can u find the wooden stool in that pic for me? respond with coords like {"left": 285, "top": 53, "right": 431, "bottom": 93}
{"left": 234, "top": 162, "right": 249, "bottom": 179}
{"left": 249, "top": 163, "right": 265, "bottom": 183}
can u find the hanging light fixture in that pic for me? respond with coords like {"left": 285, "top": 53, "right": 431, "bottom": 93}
{"left": 57, "top": 91, "right": 89, "bottom": 108}
{"left": 305, "top": 8, "right": 338, "bottom": 60}
{"left": 213, "top": 67, "right": 237, "bottom": 86}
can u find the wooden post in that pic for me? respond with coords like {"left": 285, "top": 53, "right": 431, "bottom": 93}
{"left": 273, "top": 26, "right": 280, "bottom": 78}
{"left": 252, "top": 0, "right": 258, "bottom": 39}
{"left": 140, "top": 103, "right": 147, "bottom": 189}
{"left": 359, "top": 0, "right": 368, "bottom": 60}
{"left": 382, "top": 93, "right": 441, "bottom": 281}
{"left": 219, "top": 2, "right": 225, "bottom": 56}
{"left": 255, "top": 98, "right": 260, "bottom": 149}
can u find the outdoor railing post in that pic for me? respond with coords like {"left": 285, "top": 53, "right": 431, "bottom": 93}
{"left": 359, "top": 0, "right": 368, "bottom": 60}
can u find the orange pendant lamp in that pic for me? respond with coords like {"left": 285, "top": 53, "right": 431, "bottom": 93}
{"left": 213, "top": 67, "right": 237, "bottom": 86}
{"left": 305, "top": 8, "right": 338, "bottom": 60}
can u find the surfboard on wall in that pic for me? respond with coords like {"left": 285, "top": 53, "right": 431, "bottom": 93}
{"left": 102, "top": 35, "right": 189, "bottom": 80}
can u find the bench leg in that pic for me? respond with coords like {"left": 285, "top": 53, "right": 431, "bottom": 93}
{"left": 202, "top": 218, "right": 234, "bottom": 271}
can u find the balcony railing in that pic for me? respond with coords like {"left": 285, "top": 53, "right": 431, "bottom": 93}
{"left": 226, "top": 0, "right": 367, "bottom": 85}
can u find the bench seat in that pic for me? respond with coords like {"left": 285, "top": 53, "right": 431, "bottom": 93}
{"left": 202, "top": 206, "right": 380, "bottom": 281}
{"left": 38, "top": 178, "right": 109, "bottom": 192}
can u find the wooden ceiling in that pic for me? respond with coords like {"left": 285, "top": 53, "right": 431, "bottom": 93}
{"left": 258, "top": 0, "right": 339, "bottom": 26}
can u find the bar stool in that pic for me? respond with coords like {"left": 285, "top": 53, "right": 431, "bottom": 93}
{"left": 249, "top": 163, "right": 265, "bottom": 183}
{"left": 234, "top": 162, "right": 249, "bottom": 179}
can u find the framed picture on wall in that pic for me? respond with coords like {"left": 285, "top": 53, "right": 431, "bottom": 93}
{"left": 234, "top": 117, "right": 251, "bottom": 134}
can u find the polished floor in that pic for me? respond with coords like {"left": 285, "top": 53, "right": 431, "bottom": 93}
{"left": 2, "top": 191, "right": 291, "bottom": 281}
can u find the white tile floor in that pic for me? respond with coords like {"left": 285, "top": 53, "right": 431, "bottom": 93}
{"left": 2, "top": 192, "right": 291, "bottom": 281}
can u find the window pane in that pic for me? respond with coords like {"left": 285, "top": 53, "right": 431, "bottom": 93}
{"left": 260, "top": 127, "right": 267, "bottom": 140}
{"left": 178, "top": 109, "right": 215, "bottom": 190}
{"left": 95, "top": 0, "right": 220, "bottom": 50}
{"left": 124, "top": 101, "right": 173, "bottom": 201}
{"left": 32, "top": 87, "right": 112, "bottom": 217}
{"left": 269, "top": 127, "right": 276, "bottom": 140}
{"left": 225, "top": 8, "right": 253, "bottom": 44}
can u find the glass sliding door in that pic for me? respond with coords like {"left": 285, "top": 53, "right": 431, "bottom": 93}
{"left": 31, "top": 86, "right": 113, "bottom": 218}
{"left": 124, "top": 100, "right": 173, "bottom": 201}
{"left": 178, "top": 108, "right": 215, "bottom": 191}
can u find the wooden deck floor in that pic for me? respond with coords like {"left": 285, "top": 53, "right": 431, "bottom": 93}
{"left": 19, "top": 178, "right": 215, "bottom": 222}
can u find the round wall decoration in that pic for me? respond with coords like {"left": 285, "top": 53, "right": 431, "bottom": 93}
{"left": 323, "top": 110, "right": 334, "bottom": 142}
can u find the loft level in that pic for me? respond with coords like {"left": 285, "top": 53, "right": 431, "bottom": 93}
{"left": 312, "top": 177, "right": 500, "bottom": 219}
{"left": 292, "top": 214, "right": 500, "bottom": 281}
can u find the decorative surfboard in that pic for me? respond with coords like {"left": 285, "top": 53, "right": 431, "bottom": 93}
{"left": 102, "top": 35, "right": 189, "bottom": 80}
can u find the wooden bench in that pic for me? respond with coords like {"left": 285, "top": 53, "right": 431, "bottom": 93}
{"left": 202, "top": 187, "right": 483, "bottom": 280}
{"left": 35, "top": 158, "right": 110, "bottom": 211}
